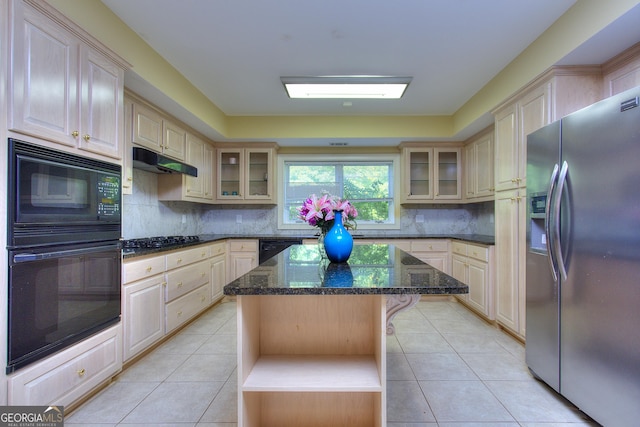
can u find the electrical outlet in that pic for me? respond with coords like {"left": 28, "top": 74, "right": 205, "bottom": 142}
{"left": 236, "top": 214, "right": 242, "bottom": 224}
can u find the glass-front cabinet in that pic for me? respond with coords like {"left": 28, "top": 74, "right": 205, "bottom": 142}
{"left": 434, "top": 148, "right": 461, "bottom": 199}
{"left": 406, "top": 148, "right": 432, "bottom": 199}
{"left": 218, "top": 149, "right": 243, "bottom": 199}
{"left": 216, "top": 144, "right": 277, "bottom": 203}
{"left": 401, "top": 144, "right": 461, "bottom": 203}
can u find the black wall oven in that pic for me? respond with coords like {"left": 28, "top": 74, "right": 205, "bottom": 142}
{"left": 7, "top": 139, "right": 122, "bottom": 373}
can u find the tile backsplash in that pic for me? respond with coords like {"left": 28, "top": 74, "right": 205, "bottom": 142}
{"left": 123, "top": 169, "right": 494, "bottom": 238}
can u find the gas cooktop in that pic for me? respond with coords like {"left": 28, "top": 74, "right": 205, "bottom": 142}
{"left": 122, "top": 235, "right": 200, "bottom": 249}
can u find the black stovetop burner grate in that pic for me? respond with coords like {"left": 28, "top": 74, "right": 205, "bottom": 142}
{"left": 123, "top": 235, "right": 200, "bottom": 249}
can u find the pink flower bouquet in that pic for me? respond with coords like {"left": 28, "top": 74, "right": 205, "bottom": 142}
{"left": 297, "top": 194, "right": 358, "bottom": 233}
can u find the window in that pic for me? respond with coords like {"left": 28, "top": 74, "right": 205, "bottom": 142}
{"left": 278, "top": 154, "right": 400, "bottom": 230}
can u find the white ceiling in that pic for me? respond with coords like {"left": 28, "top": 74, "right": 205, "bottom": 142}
{"left": 100, "top": 0, "right": 640, "bottom": 146}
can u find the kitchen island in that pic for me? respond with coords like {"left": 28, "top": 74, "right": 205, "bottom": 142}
{"left": 224, "top": 243, "right": 468, "bottom": 427}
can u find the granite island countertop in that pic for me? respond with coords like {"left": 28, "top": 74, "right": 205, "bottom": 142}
{"left": 223, "top": 243, "right": 468, "bottom": 296}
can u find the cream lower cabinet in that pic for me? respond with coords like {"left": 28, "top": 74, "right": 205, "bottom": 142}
{"left": 355, "top": 239, "right": 450, "bottom": 274}
{"left": 165, "top": 246, "right": 212, "bottom": 333}
{"left": 122, "top": 254, "right": 166, "bottom": 361}
{"left": 122, "top": 244, "right": 214, "bottom": 361}
{"left": 409, "top": 239, "right": 450, "bottom": 274}
{"left": 354, "top": 239, "right": 411, "bottom": 252}
{"left": 209, "top": 241, "right": 227, "bottom": 301}
{"left": 236, "top": 295, "right": 386, "bottom": 427}
{"left": 451, "top": 241, "right": 495, "bottom": 319}
{"left": 7, "top": 324, "right": 122, "bottom": 407}
{"left": 494, "top": 189, "right": 527, "bottom": 338}
{"left": 228, "top": 239, "right": 258, "bottom": 282}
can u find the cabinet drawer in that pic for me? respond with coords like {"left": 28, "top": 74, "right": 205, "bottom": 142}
{"left": 411, "top": 240, "right": 448, "bottom": 252}
{"left": 209, "top": 241, "right": 226, "bottom": 257}
{"left": 123, "top": 255, "right": 165, "bottom": 283}
{"left": 229, "top": 239, "right": 258, "bottom": 252}
{"left": 451, "top": 241, "right": 468, "bottom": 256}
{"left": 165, "top": 259, "right": 210, "bottom": 302}
{"left": 166, "top": 245, "right": 211, "bottom": 270}
{"left": 467, "top": 244, "right": 489, "bottom": 262}
{"left": 165, "top": 284, "right": 211, "bottom": 333}
{"left": 8, "top": 325, "right": 122, "bottom": 406}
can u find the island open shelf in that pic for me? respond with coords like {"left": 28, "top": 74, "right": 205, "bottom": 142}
{"left": 225, "top": 243, "right": 469, "bottom": 426}
{"left": 237, "top": 294, "right": 386, "bottom": 427}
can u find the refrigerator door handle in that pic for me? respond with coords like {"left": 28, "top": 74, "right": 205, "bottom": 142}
{"left": 546, "top": 163, "right": 560, "bottom": 281}
{"left": 554, "top": 161, "right": 569, "bottom": 281}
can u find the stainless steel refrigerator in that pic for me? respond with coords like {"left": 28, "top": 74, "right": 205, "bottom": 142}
{"left": 526, "top": 86, "right": 640, "bottom": 427}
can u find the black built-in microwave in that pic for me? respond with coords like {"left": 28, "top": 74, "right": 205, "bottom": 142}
{"left": 8, "top": 139, "right": 121, "bottom": 248}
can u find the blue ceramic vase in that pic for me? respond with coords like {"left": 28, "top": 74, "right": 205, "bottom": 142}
{"left": 323, "top": 210, "right": 353, "bottom": 263}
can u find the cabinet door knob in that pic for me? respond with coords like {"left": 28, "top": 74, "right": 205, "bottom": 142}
{"left": 146, "top": 266, "right": 152, "bottom": 272}
{"left": 77, "top": 368, "right": 86, "bottom": 377}
{"left": 72, "top": 130, "right": 79, "bottom": 138}
{"left": 83, "top": 134, "right": 91, "bottom": 141}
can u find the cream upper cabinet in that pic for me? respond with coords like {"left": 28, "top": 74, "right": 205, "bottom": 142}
{"left": 128, "top": 92, "right": 214, "bottom": 203}
{"left": 216, "top": 145, "right": 277, "bottom": 203}
{"left": 401, "top": 144, "right": 462, "bottom": 203}
{"left": 183, "top": 134, "right": 213, "bottom": 199}
{"left": 494, "top": 83, "right": 550, "bottom": 192}
{"left": 9, "top": 0, "right": 126, "bottom": 159}
{"left": 131, "top": 101, "right": 187, "bottom": 161}
{"left": 162, "top": 120, "right": 187, "bottom": 161}
{"left": 493, "top": 67, "right": 602, "bottom": 192}
{"left": 158, "top": 132, "right": 215, "bottom": 203}
{"left": 77, "top": 47, "right": 124, "bottom": 158}
{"left": 131, "top": 101, "right": 162, "bottom": 152}
{"left": 464, "top": 127, "right": 494, "bottom": 200}
{"left": 602, "top": 43, "right": 640, "bottom": 98}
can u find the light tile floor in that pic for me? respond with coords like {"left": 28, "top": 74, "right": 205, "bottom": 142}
{"left": 66, "top": 298, "right": 598, "bottom": 426}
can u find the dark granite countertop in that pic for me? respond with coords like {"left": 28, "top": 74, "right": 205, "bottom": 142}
{"left": 223, "top": 243, "right": 468, "bottom": 296}
{"left": 122, "top": 233, "right": 494, "bottom": 259}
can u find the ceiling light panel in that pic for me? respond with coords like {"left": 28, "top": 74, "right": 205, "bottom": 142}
{"left": 282, "top": 76, "right": 411, "bottom": 99}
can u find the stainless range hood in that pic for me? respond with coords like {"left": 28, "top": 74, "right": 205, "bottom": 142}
{"left": 132, "top": 147, "right": 197, "bottom": 177}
